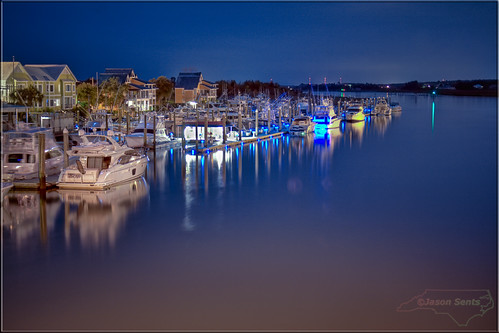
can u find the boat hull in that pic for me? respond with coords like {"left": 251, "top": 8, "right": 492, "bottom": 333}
{"left": 57, "top": 157, "right": 148, "bottom": 190}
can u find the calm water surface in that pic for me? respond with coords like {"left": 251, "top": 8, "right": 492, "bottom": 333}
{"left": 3, "top": 93, "right": 497, "bottom": 330}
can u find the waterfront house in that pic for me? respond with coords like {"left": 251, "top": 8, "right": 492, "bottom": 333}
{"left": 98, "top": 68, "right": 157, "bottom": 111}
{"left": 1, "top": 61, "right": 36, "bottom": 104}
{"left": 24, "top": 64, "right": 78, "bottom": 110}
{"left": 127, "top": 77, "right": 157, "bottom": 111}
{"left": 1, "top": 62, "right": 78, "bottom": 111}
{"left": 174, "top": 72, "right": 218, "bottom": 104}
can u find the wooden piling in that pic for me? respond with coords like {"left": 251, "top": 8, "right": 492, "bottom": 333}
{"left": 255, "top": 107, "right": 259, "bottom": 137}
{"left": 267, "top": 107, "right": 271, "bottom": 132}
{"left": 181, "top": 119, "right": 185, "bottom": 149}
{"left": 38, "top": 133, "right": 46, "bottom": 190}
{"left": 63, "top": 128, "right": 69, "bottom": 168}
{"left": 143, "top": 113, "right": 147, "bottom": 148}
{"left": 223, "top": 114, "right": 227, "bottom": 144}
{"left": 153, "top": 116, "right": 156, "bottom": 147}
{"left": 278, "top": 106, "right": 282, "bottom": 131}
{"left": 195, "top": 108, "right": 199, "bottom": 151}
{"left": 126, "top": 112, "right": 130, "bottom": 135}
{"left": 238, "top": 110, "right": 242, "bottom": 141}
{"left": 204, "top": 117, "right": 208, "bottom": 147}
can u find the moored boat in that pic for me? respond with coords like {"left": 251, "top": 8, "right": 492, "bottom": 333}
{"left": 289, "top": 116, "right": 316, "bottom": 136}
{"left": 2, "top": 125, "right": 65, "bottom": 180}
{"left": 125, "top": 115, "right": 171, "bottom": 149}
{"left": 57, "top": 130, "right": 148, "bottom": 190}
{"left": 342, "top": 104, "right": 366, "bottom": 122}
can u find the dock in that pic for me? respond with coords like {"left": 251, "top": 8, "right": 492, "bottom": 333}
{"left": 12, "top": 175, "right": 59, "bottom": 190}
{"left": 193, "top": 132, "right": 285, "bottom": 154}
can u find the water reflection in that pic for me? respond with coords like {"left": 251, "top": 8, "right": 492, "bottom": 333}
{"left": 2, "top": 190, "right": 61, "bottom": 247}
{"left": 58, "top": 178, "right": 149, "bottom": 249}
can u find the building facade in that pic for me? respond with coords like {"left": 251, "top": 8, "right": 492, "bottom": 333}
{"left": 174, "top": 72, "right": 218, "bottom": 104}
{"left": 1, "top": 62, "right": 77, "bottom": 111}
{"left": 98, "top": 68, "right": 157, "bottom": 111}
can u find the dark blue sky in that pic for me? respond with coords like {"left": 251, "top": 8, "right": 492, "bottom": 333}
{"left": 2, "top": 1, "right": 497, "bottom": 85}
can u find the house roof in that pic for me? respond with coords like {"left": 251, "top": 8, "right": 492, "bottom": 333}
{"left": 129, "top": 83, "right": 147, "bottom": 90}
{"left": 99, "top": 68, "right": 136, "bottom": 85}
{"left": 99, "top": 72, "right": 129, "bottom": 85}
{"left": 1, "top": 62, "right": 30, "bottom": 81}
{"left": 200, "top": 83, "right": 217, "bottom": 90}
{"left": 176, "top": 72, "right": 202, "bottom": 90}
{"left": 131, "top": 77, "right": 149, "bottom": 85}
{"left": 24, "top": 65, "right": 68, "bottom": 81}
{"left": 104, "top": 68, "right": 135, "bottom": 75}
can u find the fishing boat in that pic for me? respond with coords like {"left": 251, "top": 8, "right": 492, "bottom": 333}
{"left": 125, "top": 115, "right": 171, "bottom": 149}
{"left": 289, "top": 116, "right": 316, "bottom": 136}
{"left": 2, "top": 125, "right": 65, "bottom": 180}
{"left": 342, "top": 104, "right": 366, "bottom": 122}
{"left": 57, "top": 130, "right": 148, "bottom": 190}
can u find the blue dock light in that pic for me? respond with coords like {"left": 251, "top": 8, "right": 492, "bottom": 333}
{"left": 191, "top": 149, "right": 196, "bottom": 155}
{"left": 206, "top": 150, "right": 210, "bottom": 154}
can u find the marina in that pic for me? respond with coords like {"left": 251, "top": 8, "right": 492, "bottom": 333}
{"left": 2, "top": 92, "right": 496, "bottom": 331}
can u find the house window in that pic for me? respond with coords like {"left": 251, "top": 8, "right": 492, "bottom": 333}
{"left": 47, "top": 84, "right": 54, "bottom": 93}
{"left": 65, "top": 97, "right": 72, "bottom": 107}
{"left": 66, "top": 84, "right": 71, "bottom": 92}
{"left": 72, "top": 84, "right": 75, "bottom": 92}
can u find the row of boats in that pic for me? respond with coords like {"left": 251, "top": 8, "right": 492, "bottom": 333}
{"left": 2, "top": 97, "right": 401, "bottom": 192}
{"left": 288, "top": 98, "right": 401, "bottom": 136}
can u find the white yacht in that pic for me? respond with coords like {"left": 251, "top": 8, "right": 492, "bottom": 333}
{"left": 2, "top": 125, "right": 65, "bottom": 180}
{"left": 390, "top": 102, "right": 402, "bottom": 112}
{"left": 57, "top": 130, "right": 148, "bottom": 190}
{"left": 342, "top": 104, "right": 366, "bottom": 122}
{"left": 326, "top": 105, "right": 342, "bottom": 129}
{"left": 125, "top": 115, "right": 171, "bottom": 149}
{"left": 289, "top": 116, "right": 316, "bottom": 136}
{"left": 374, "top": 100, "right": 392, "bottom": 116}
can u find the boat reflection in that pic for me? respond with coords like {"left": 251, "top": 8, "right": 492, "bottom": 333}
{"left": 371, "top": 114, "right": 392, "bottom": 137}
{"left": 2, "top": 190, "right": 61, "bottom": 247}
{"left": 344, "top": 120, "right": 365, "bottom": 147}
{"left": 58, "top": 177, "right": 149, "bottom": 249}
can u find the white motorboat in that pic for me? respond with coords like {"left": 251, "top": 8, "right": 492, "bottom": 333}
{"left": 342, "top": 104, "right": 366, "bottom": 122}
{"left": 57, "top": 130, "right": 148, "bottom": 190}
{"left": 390, "top": 102, "right": 402, "bottom": 112}
{"left": 1, "top": 181, "right": 13, "bottom": 199}
{"left": 374, "top": 100, "right": 392, "bottom": 116}
{"left": 125, "top": 115, "right": 171, "bottom": 149}
{"left": 289, "top": 116, "right": 316, "bottom": 136}
{"left": 2, "top": 125, "right": 65, "bottom": 180}
{"left": 326, "top": 104, "right": 341, "bottom": 129}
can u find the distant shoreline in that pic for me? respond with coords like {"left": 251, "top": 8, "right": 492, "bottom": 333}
{"left": 305, "top": 88, "right": 498, "bottom": 97}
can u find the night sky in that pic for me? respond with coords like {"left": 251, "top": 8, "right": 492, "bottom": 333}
{"left": 2, "top": 1, "right": 497, "bottom": 85}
